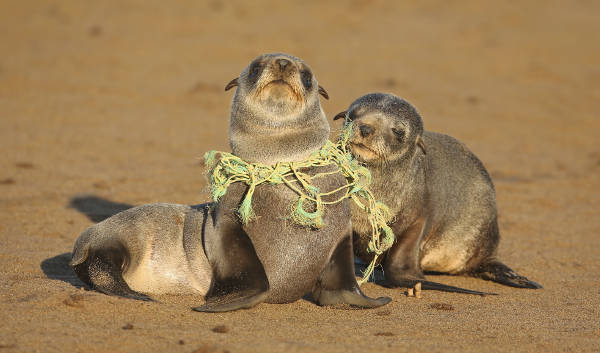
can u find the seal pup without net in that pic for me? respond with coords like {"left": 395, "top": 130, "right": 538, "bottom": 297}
{"left": 334, "top": 93, "right": 542, "bottom": 293}
{"left": 192, "top": 53, "right": 391, "bottom": 312}
{"left": 69, "top": 203, "right": 214, "bottom": 300}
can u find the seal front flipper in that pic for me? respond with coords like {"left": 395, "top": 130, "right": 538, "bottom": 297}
{"left": 382, "top": 218, "right": 427, "bottom": 286}
{"left": 383, "top": 219, "right": 494, "bottom": 296}
{"left": 71, "top": 243, "right": 155, "bottom": 301}
{"left": 471, "top": 260, "right": 542, "bottom": 289}
{"left": 192, "top": 290, "right": 269, "bottom": 313}
{"left": 312, "top": 236, "right": 391, "bottom": 308}
{"left": 193, "top": 216, "right": 269, "bottom": 313}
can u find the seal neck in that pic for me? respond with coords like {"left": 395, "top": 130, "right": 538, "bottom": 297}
{"left": 229, "top": 106, "right": 330, "bottom": 164}
{"left": 368, "top": 150, "right": 425, "bottom": 217}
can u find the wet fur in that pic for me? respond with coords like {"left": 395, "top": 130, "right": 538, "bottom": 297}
{"left": 344, "top": 93, "right": 541, "bottom": 292}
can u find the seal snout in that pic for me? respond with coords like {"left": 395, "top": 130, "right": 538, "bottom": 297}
{"left": 262, "top": 56, "right": 301, "bottom": 90}
{"left": 348, "top": 123, "right": 380, "bottom": 163}
{"left": 276, "top": 58, "right": 291, "bottom": 72}
{"left": 269, "top": 56, "right": 297, "bottom": 80}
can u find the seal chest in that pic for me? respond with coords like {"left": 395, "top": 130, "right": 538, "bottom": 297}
{"left": 225, "top": 169, "right": 350, "bottom": 302}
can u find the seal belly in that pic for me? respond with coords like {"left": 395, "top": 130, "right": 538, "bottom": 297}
{"left": 115, "top": 203, "right": 210, "bottom": 295}
{"left": 420, "top": 225, "right": 480, "bottom": 274}
{"left": 420, "top": 244, "right": 470, "bottom": 274}
{"left": 125, "top": 251, "right": 201, "bottom": 295}
{"left": 235, "top": 173, "right": 350, "bottom": 303}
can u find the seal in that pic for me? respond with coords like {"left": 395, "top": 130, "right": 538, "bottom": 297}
{"left": 334, "top": 93, "right": 542, "bottom": 293}
{"left": 69, "top": 203, "right": 214, "bottom": 300}
{"left": 192, "top": 53, "right": 391, "bottom": 312}
{"left": 69, "top": 54, "right": 391, "bottom": 310}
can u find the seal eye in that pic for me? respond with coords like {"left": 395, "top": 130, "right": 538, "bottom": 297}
{"left": 300, "top": 70, "right": 313, "bottom": 90}
{"left": 391, "top": 128, "right": 405, "bottom": 142}
{"left": 247, "top": 62, "right": 263, "bottom": 86}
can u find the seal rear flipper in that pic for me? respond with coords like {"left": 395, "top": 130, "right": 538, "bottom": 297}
{"left": 312, "top": 236, "right": 391, "bottom": 308}
{"left": 70, "top": 243, "right": 92, "bottom": 286}
{"left": 472, "top": 260, "right": 542, "bottom": 289}
{"left": 85, "top": 245, "right": 155, "bottom": 302}
{"left": 69, "top": 243, "right": 89, "bottom": 267}
{"left": 385, "top": 278, "right": 496, "bottom": 296}
{"left": 193, "top": 217, "right": 269, "bottom": 313}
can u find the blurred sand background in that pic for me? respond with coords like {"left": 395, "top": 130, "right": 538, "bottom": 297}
{"left": 0, "top": 0, "right": 599, "bottom": 352}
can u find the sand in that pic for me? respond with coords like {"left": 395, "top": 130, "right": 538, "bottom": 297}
{"left": 1, "top": 1, "right": 599, "bottom": 352}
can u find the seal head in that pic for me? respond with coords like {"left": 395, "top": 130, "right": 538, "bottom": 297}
{"left": 334, "top": 92, "right": 426, "bottom": 166}
{"left": 226, "top": 53, "right": 330, "bottom": 164}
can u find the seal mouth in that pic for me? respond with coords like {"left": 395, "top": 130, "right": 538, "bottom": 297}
{"left": 265, "top": 78, "right": 295, "bottom": 90}
{"left": 349, "top": 142, "right": 382, "bottom": 161}
{"left": 269, "top": 78, "right": 288, "bottom": 85}
{"left": 258, "top": 77, "right": 303, "bottom": 104}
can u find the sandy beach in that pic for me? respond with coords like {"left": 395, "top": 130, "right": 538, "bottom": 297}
{"left": 1, "top": 1, "right": 599, "bottom": 352}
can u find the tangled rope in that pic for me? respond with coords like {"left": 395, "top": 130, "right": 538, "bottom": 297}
{"left": 204, "top": 123, "right": 394, "bottom": 284}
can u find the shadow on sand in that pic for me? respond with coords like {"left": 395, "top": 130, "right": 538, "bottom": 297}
{"left": 41, "top": 195, "right": 135, "bottom": 288}
{"left": 68, "top": 194, "right": 133, "bottom": 222}
{"left": 40, "top": 252, "right": 86, "bottom": 289}
{"left": 354, "top": 259, "right": 386, "bottom": 283}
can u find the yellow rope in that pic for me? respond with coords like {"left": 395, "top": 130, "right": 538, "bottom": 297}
{"left": 204, "top": 123, "right": 394, "bottom": 284}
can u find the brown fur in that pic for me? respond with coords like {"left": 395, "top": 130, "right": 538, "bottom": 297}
{"left": 70, "top": 203, "right": 214, "bottom": 299}
{"left": 340, "top": 93, "right": 541, "bottom": 292}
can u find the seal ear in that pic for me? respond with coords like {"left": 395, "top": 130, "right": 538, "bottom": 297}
{"left": 417, "top": 136, "right": 427, "bottom": 155}
{"left": 224, "top": 78, "right": 239, "bottom": 91}
{"left": 318, "top": 85, "right": 329, "bottom": 100}
{"left": 333, "top": 111, "right": 346, "bottom": 121}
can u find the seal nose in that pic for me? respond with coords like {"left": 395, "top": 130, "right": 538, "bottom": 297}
{"left": 277, "top": 58, "right": 290, "bottom": 71}
{"left": 359, "top": 124, "right": 373, "bottom": 137}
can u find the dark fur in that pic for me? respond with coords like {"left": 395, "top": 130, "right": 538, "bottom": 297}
{"left": 193, "top": 54, "right": 391, "bottom": 312}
